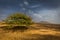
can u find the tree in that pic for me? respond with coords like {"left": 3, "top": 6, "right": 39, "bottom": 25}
{"left": 4, "top": 13, "right": 32, "bottom": 28}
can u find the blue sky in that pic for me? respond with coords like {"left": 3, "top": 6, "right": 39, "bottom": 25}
{"left": 0, "top": 0, "right": 60, "bottom": 24}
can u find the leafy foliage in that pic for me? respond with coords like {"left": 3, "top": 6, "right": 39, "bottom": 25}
{"left": 4, "top": 13, "right": 32, "bottom": 30}
{"left": 5, "top": 13, "right": 32, "bottom": 25}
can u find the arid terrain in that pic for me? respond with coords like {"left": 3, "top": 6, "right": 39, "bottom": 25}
{"left": 0, "top": 23, "right": 60, "bottom": 40}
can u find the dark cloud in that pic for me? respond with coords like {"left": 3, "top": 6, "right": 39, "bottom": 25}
{"left": 0, "top": 0, "right": 60, "bottom": 10}
{"left": 27, "top": 0, "right": 60, "bottom": 9}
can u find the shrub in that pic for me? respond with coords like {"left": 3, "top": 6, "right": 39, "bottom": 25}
{"left": 4, "top": 13, "right": 33, "bottom": 31}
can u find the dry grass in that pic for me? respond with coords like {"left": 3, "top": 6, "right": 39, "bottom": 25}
{"left": 0, "top": 23, "right": 60, "bottom": 40}
{"left": 0, "top": 28, "right": 60, "bottom": 40}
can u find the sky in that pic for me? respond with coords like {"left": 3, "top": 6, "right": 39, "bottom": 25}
{"left": 0, "top": 0, "right": 60, "bottom": 24}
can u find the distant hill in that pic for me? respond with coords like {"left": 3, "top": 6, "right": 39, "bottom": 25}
{"left": 39, "top": 21, "right": 51, "bottom": 24}
{"left": 30, "top": 21, "right": 60, "bottom": 30}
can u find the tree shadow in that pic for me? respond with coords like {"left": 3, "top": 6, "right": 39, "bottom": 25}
{"left": 1, "top": 26, "right": 29, "bottom": 32}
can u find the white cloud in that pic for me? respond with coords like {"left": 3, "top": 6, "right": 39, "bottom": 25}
{"left": 28, "top": 10, "right": 34, "bottom": 14}
{"left": 24, "top": 1, "right": 29, "bottom": 5}
{"left": 33, "top": 13, "right": 43, "bottom": 19}
{"left": 32, "top": 9, "right": 59, "bottom": 24}
{"left": 19, "top": 0, "right": 29, "bottom": 7}
{"left": 32, "top": 13, "right": 44, "bottom": 22}
{"left": 22, "top": 8, "right": 26, "bottom": 10}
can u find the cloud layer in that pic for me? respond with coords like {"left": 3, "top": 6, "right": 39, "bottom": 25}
{"left": 32, "top": 9, "right": 59, "bottom": 24}
{"left": 0, "top": 0, "right": 60, "bottom": 24}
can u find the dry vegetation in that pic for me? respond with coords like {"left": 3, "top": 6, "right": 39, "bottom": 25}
{"left": 0, "top": 23, "right": 60, "bottom": 40}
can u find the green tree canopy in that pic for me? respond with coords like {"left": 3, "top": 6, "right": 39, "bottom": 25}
{"left": 5, "top": 13, "right": 32, "bottom": 26}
